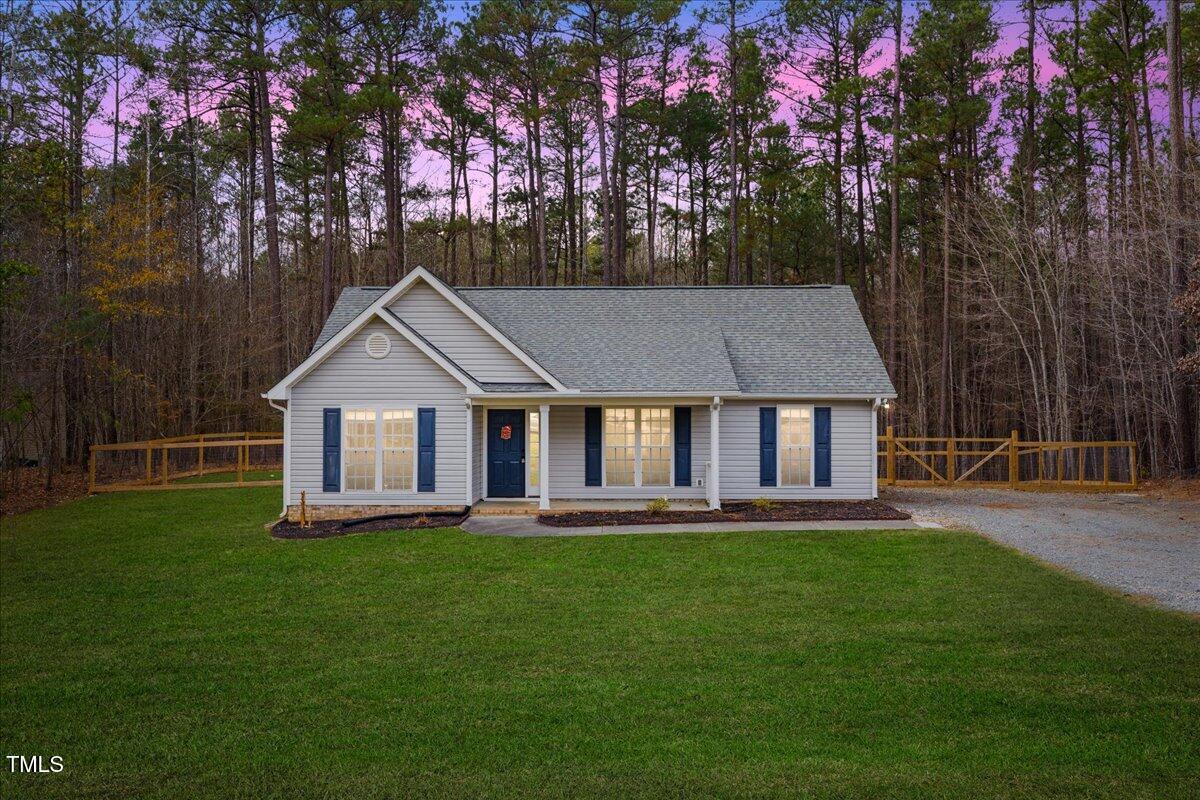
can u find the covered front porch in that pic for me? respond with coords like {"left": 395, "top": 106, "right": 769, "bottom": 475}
{"left": 466, "top": 397, "right": 722, "bottom": 511}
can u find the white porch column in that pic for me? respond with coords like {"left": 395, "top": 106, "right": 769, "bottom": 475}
{"left": 539, "top": 404, "right": 550, "bottom": 510}
{"left": 871, "top": 398, "right": 880, "bottom": 499}
{"left": 709, "top": 397, "right": 721, "bottom": 510}
{"left": 464, "top": 399, "right": 474, "bottom": 507}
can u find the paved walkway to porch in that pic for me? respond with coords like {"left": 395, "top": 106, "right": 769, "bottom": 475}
{"left": 462, "top": 515, "right": 930, "bottom": 537}
{"left": 472, "top": 499, "right": 709, "bottom": 516}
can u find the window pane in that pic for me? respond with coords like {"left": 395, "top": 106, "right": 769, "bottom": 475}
{"left": 779, "top": 407, "right": 812, "bottom": 487}
{"left": 639, "top": 408, "right": 672, "bottom": 486}
{"left": 381, "top": 409, "right": 413, "bottom": 491}
{"left": 605, "top": 408, "right": 635, "bottom": 486}
{"left": 344, "top": 410, "right": 376, "bottom": 491}
{"left": 528, "top": 411, "right": 539, "bottom": 489}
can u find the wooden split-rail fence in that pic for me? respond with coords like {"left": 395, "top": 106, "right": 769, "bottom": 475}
{"left": 88, "top": 429, "right": 1138, "bottom": 495}
{"left": 878, "top": 427, "right": 1138, "bottom": 490}
{"left": 88, "top": 432, "right": 283, "bottom": 493}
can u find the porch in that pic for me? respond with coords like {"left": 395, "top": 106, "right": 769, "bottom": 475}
{"left": 468, "top": 398, "right": 721, "bottom": 511}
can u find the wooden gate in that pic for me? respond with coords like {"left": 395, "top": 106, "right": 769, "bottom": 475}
{"left": 878, "top": 428, "right": 1138, "bottom": 490}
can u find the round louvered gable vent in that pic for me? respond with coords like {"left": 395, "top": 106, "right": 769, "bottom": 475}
{"left": 365, "top": 332, "right": 392, "bottom": 359}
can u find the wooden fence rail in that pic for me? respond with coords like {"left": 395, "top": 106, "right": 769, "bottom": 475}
{"left": 878, "top": 427, "right": 1138, "bottom": 490}
{"left": 89, "top": 432, "right": 283, "bottom": 494}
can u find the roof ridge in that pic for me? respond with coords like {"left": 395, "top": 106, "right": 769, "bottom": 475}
{"left": 455, "top": 284, "right": 835, "bottom": 290}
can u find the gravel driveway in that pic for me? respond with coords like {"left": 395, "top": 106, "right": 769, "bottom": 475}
{"left": 884, "top": 487, "right": 1200, "bottom": 613}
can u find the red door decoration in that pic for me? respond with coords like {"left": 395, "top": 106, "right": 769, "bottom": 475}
{"left": 500, "top": 424, "right": 513, "bottom": 440}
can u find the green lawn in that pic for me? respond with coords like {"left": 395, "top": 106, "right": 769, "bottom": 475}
{"left": 168, "top": 468, "right": 281, "bottom": 485}
{"left": 2, "top": 489, "right": 1197, "bottom": 799}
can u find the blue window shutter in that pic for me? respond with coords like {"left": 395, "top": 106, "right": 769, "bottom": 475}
{"left": 418, "top": 407, "right": 436, "bottom": 492}
{"left": 584, "top": 407, "right": 602, "bottom": 486}
{"left": 760, "top": 407, "right": 777, "bottom": 487}
{"left": 322, "top": 408, "right": 341, "bottom": 492}
{"left": 815, "top": 406, "right": 832, "bottom": 487}
{"left": 674, "top": 406, "right": 692, "bottom": 486}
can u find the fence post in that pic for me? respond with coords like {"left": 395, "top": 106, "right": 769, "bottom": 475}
{"left": 238, "top": 441, "right": 244, "bottom": 485}
{"left": 161, "top": 446, "right": 169, "bottom": 486}
{"left": 1102, "top": 445, "right": 1110, "bottom": 488}
{"left": 945, "top": 438, "right": 956, "bottom": 485}
{"left": 88, "top": 448, "right": 96, "bottom": 494}
{"left": 198, "top": 435, "right": 205, "bottom": 476}
{"left": 1078, "top": 446, "right": 1085, "bottom": 486}
{"left": 1130, "top": 444, "right": 1139, "bottom": 488}
{"left": 145, "top": 446, "right": 152, "bottom": 484}
{"left": 1009, "top": 430, "right": 1019, "bottom": 488}
{"left": 885, "top": 425, "right": 896, "bottom": 486}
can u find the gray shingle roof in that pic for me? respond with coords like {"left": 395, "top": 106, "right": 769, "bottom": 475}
{"left": 313, "top": 287, "right": 388, "bottom": 350}
{"left": 312, "top": 284, "right": 895, "bottom": 396}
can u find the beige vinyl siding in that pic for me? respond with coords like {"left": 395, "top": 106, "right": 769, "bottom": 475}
{"left": 545, "top": 405, "right": 709, "bottom": 500}
{"left": 718, "top": 400, "right": 875, "bottom": 500}
{"left": 289, "top": 319, "right": 467, "bottom": 506}
{"left": 390, "top": 282, "right": 543, "bottom": 384}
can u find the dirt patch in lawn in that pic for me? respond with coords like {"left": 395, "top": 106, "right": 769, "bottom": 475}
{"left": 1, "top": 467, "right": 90, "bottom": 516}
{"left": 271, "top": 512, "right": 468, "bottom": 539}
{"left": 537, "top": 500, "right": 910, "bottom": 528}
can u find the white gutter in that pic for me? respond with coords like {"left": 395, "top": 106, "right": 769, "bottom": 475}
{"left": 467, "top": 391, "right": 898, "bottom": 402}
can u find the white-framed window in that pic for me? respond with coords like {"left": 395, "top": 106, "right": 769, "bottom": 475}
{"left": 528, "top": 410, "right": 540, "bottom": 492}
{"left": 382, "top": 409, "right": 415, "bottom": 491}
{"left": 343, "top": 410, "right": 377, "bottom": 491}
{"left": 639, "top": 408, "right": 672, "bottom": 487}
{"left": 343, "top": 407, "right": 418, "bottom": 492}
{"left": 779, "top": 406, "right": 814, "bottom": 487}
{"left": 604, "top": 407, "right": 672, "bottom": 487}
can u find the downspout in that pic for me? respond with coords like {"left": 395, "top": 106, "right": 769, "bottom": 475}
{"left": 267, "top": 395, "right": 288, "bottom": 517}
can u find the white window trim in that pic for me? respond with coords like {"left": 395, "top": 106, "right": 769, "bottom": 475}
{"left": 777, "top": 404, "right": 816, "bottom": 489}
{"left": 340, "top": 405, "right": 419, "bottom": 494}
{"left": 601, "top": 406, "right": 674, "bottom": 489}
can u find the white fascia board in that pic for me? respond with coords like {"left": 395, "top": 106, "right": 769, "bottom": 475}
{"left": 399, "top": 267, "right": 570, "bottom": 392}
{"left": 733, "top": 392, "right": 898, "bottom": 400}
{"left": 266, "top": 312, "right": 383, "bottom": 400}
{"left": 467, "top": 391, "right": 895, "bottom": 402}
{"left": 265, "top": 311, "right": 482, "bottom": 399}
{"left": 266, "top": 267, "right": 482, "bottom": 399}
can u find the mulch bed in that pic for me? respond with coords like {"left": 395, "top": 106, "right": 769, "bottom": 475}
{"left": 537, "top": 500, "right": 910, "bottom": 528}
{"left": 271, "top": 512, "right": 468, "bottom": 539}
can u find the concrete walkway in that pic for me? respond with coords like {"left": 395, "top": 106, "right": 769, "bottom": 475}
{"left": 462, "top": 515, "right": 929, "bottom": 537}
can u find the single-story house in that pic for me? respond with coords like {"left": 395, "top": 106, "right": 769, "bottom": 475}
{"left": 265, "top": 266, "right": 896, "bottom": 518}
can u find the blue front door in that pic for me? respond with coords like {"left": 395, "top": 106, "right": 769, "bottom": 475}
{"left": 487, "top": 410, "right": 525, "bottom": 498}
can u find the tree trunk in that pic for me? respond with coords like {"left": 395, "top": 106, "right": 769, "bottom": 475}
{"left": 887, "top": 0, "right": 901, "bottom": 373}
{"left": 726, "top": 0, "right": 739, "bottom": 284}
{"left": 256, "top": 16, "right": 284, "bottom": 375}
{"left": 1166, "top": 0, "right": 1196, "bottom": 472}
{"left": 939, "top": 167, "right": 952, "bottom": 434}
{"left": 322, "top": 141, "right": 336, "bottom": 318}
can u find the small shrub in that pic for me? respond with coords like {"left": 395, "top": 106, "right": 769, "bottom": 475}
{"left": 645, "top": 497, "right": 670, "bottom": 514}
{"left": 413, "top": 514, "right": 430, "bottom": 527}
{"left": 751, "top": 496, "right": 777, "bottom": 512}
